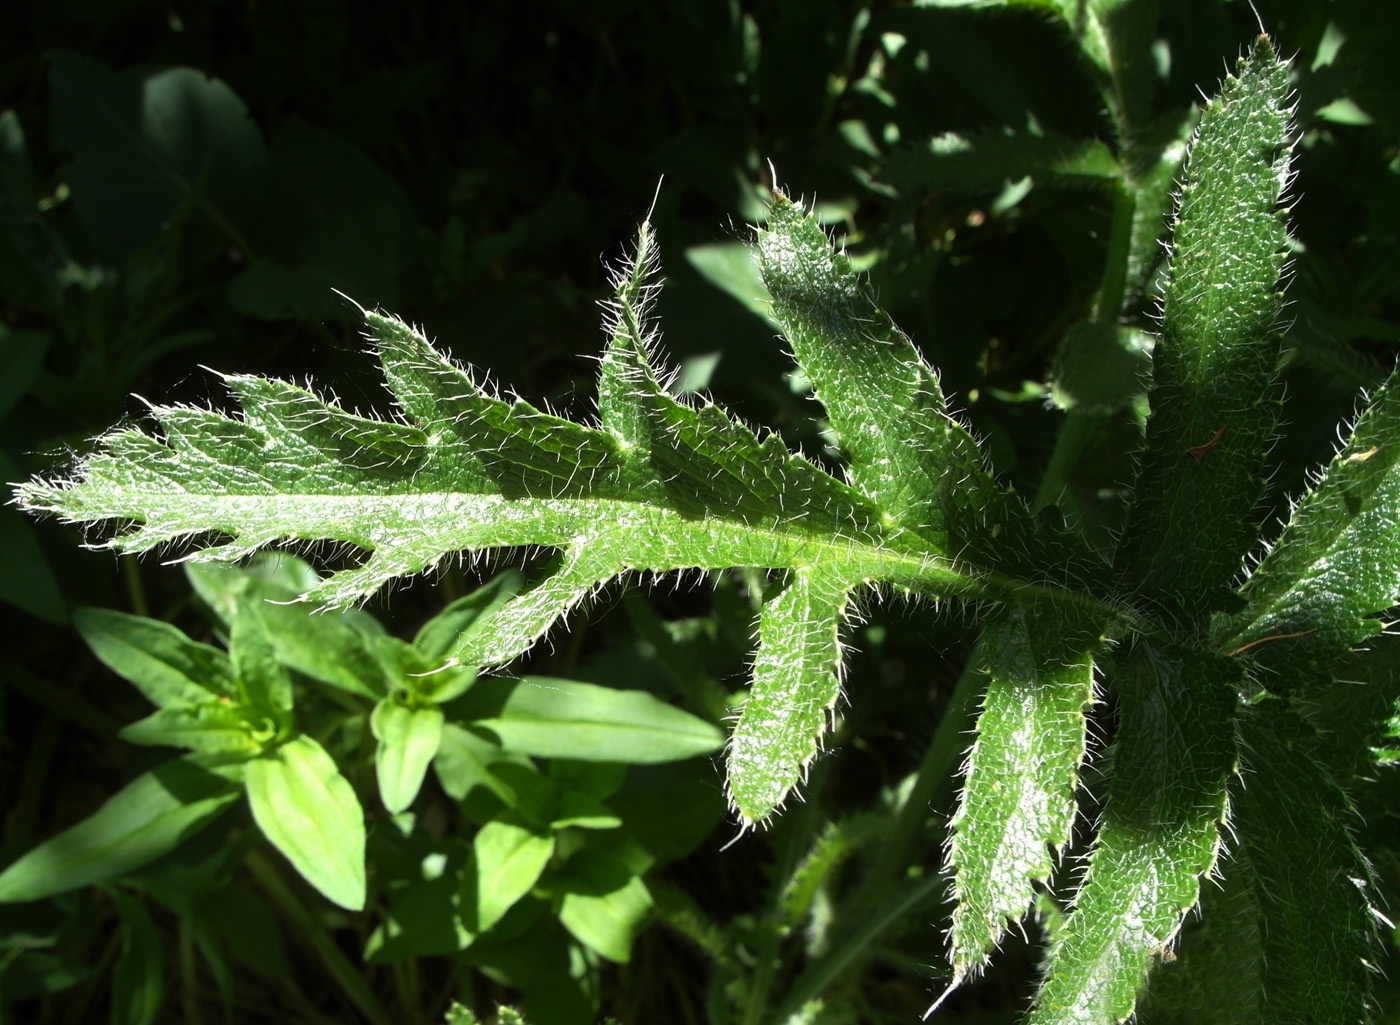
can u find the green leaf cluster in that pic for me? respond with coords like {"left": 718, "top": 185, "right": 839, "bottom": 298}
{"left": 0, "top": 555, "right": 722, "bottom": 993}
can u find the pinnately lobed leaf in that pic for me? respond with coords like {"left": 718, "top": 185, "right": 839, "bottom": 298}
{"left": 15, "top": 199, "right": 1019, "bottom": 827}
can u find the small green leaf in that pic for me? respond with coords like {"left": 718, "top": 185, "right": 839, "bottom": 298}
{"left": 683, "top": 240, "right": 779, "bottom": 330}
{"left": 432, "top": 722, "right": 515, "bottom": 803}
{"left": 1048, "top": 322, "right": 1152, "bottom": 414}
{"left": 109, "top": 890, "right": 164, "bottom": 1025}
{"left": 371, "top": 699, "right": 445, "bottom": 814}
{"left": 471, "top": 816, "right": 554, "bottom": 933}
{"left": 245, "top": 735, "right": 366, "bottom": 911}
{"left": 119, "top": 702, "right": 265, "bottom": 756}
{"left": 1220, "top": 365, "right": 1400, "bottom": 669}
{"left": 377, "top": 634, "right": 475, "bottom": 703}
{"left": 554, "top": 849, "right": 653, "bottom": 963}
{"left": 229, "top": 606, "right": 293, "bottom": 715}
{"left": 187, "top": 560, "right": 386, "bottom": 699}
{"left": 75, "top": 608, "right": 235, "bottom": 707}
{"left": 415, "top": 569, "right": 525, "bottom": 661}
{"left": 458, "top": 676, "right": 724, "bottom": 764}
{"left": 0, "top": 755, "right": 241, "bottom": 903}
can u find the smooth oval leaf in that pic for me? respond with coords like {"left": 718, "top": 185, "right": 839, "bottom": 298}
{"left": 245, "top": 734, "right": 366, "bottom": 911}
{"left": 471, "top": 816, "right": 554, "bottom": 933}
{"left": 372, "top": 699, "right": 445, "bottom": 814}
{"left": 413, "top": 569, "right": 524, "bottom": 662}
{"left": 554, "top": 849, "right": 653, "bottom": 963}
{"left": 229, "top": 606, "right": 294, "bottom": 715}
{"left": 119, "top": 702, "right": 265, "bottom": 757}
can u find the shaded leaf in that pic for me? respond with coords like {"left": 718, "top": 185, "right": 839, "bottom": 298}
{"left": 75, "top": 608, "right": 235, "bottom": 707}
{"left": 0, "top": 756, "right": 241, "bottom": 903}
{"left": 110, "top": 890, "right": 164, "bottom": 1025}
{"left": 1026, "top": 645, "right": 1235, "bottom": 1025}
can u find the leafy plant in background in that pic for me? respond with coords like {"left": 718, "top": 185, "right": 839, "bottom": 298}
{"left": 0, "top": 552, "right": 726, "bottom": 1021}
{"left": 10, "top": 30, "right": 1399, "bottom": 1025}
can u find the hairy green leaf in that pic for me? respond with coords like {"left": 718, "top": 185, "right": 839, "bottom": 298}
{"left": 1114, "top": 37, "right": 1295, "bottom": 617}
{"left": 1027, "top": 644, "right": 1235, "bottom": 1025}
{"left": 1220, "top": 365, "right": 1400, "bottom": 669}
{"left": 946, "top": 601, "right": 1100, "bottom": 980}
{"left": 1135, "top": 701, "right": 1374, "bottom": 1025}
{"left": 16, "top": 255, "right": 980, "bottom": 616}
{"left": 727, "top": 566, "right": 857, "bottom": 823}
{"left": 758, "top": 191, "right": 997, "bottom": 541}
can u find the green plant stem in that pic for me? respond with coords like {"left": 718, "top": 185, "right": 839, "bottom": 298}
{"left": 772, "top": 870, "right": 946, "bottom": 1023}
{"left": 1034, "top": 408, "right": 1111, "bottom": 515}
{"left": 121, "top": 553, "right": 149, "bottom": 619}
{"left": 1098, "top": 183, "right": 1136, "bottom": 325}
{"left": 244, "top": 848, "right": 393, "bottom": 1025}
{"left": 878, "top": 652, "right": 985, "bottom": 885}
{"left": 1035, "top": 181, "right": 1136, "bottom": 516}
{"left": 739, "top": 794, "right": 825, "bottom": 1025}
{"left": 179, "top": 918, "right": 203, "bottom": 1025}
{"left": 7, "top": 700, "right": 63, "bottom": 852}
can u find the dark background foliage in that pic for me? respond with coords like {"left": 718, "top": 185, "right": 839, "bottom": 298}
{"left": 3, "top": 0, "right": 1399, "bottom": 1022}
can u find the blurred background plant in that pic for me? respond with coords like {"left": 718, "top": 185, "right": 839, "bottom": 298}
{"left": 3, "top": 1, "right": 1399, "bottom": 1022}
